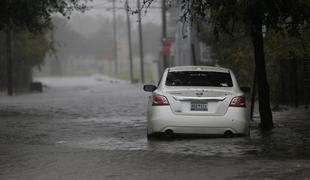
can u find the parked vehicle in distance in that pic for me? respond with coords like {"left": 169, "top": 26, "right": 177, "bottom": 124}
{"left": 143, "top": 66, "right": 250, "bottom": 138}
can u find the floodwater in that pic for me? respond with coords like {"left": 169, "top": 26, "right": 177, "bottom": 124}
{"left": 0, "top": 75, "right": 310, "bottom": 180}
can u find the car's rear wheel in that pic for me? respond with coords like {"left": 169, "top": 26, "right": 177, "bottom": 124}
{"left": 147, "top": 130, "right": 154, "bottom": 140}
{"left": 163, "top": 129, "right": 174, "bottom": 139}
{"left": 224, "top": 130, "right": 234, "bottom": 138}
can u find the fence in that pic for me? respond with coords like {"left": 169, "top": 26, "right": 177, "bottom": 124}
{"left": 280, "top": 58, "right": 310, "bottom": 108}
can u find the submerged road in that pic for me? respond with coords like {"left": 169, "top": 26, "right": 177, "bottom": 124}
{"left": 0, "top": 75, "right": 310, "bottom": 180}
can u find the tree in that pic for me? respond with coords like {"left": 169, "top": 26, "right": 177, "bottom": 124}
{"left": 143, "top": 0, "right": 310, "bottom": 130}
{"left": 0, "top": 31, "right": 51, "bottom": 91}
{"left": 199, "top": 22, "right": 310, "bottom": 106}
{"left": 0, "top": 0, "right": 88, "bottom": 95}
{"left": 0, "top": 0, "right": 88, "bottom": 32}
{"left": 198, "top": 24, "right": 254, "bottom": 88}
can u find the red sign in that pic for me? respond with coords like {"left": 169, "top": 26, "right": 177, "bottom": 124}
{"left": 104, "top": 53, "right": 112, "bottom": 61}
{"left": 161, "top": 42, "right": 171, "bottom": 54}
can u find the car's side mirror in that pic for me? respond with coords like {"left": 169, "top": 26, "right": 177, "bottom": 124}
{"left": 143, "top": 84, "right": 157, "bottom": 92}
{"left": 240, "top": 87, "right": 251, "bottom": 93}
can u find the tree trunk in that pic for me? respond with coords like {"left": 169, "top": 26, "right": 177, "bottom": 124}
{"left": 6, "top": 27, "right": 13, "bottom": 96}
{"left": 250, "top": 17, "right": 274, "bottom": 130}
{"left": 250, "top": 67, "right": 256, "bottom": 120}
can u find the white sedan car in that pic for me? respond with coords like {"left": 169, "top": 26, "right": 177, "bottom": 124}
{"left": 143, "top": 66, "right": 250, "bottom": 138}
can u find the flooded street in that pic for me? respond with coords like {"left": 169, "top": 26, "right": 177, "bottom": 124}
{"left": 0, "top": 76, "right": 310, "bottom": 180}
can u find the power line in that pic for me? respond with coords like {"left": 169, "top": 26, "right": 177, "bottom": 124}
{"left": 89, "top": 0, "right": 161, "bottom": 10}
{"left": 90, "top": 6, "right": 161, "bottom": 10}
{"left": 90, "top": 1, "right": 112, "bottom": 7}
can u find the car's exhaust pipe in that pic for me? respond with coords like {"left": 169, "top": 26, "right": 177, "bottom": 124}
{"left": 224, "top": 130, "right": 234, "bottom": 138}
{"left": 164, "top": 129, "right": 174, "bottom": 139}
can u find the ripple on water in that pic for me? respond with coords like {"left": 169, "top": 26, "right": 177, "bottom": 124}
{"left": 64, "top": 136, "right": 260, "bottom": 157}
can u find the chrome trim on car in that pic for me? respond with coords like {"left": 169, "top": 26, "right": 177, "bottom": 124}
{"left": 172, "top": 96, "right": 226, "bottom": 101}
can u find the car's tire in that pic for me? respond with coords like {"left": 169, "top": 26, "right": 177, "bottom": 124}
{"left": 224, "top": 130, "right": 234, "bottom": 138}
{"left": 163, "top": 129, "right": 174, "bottom": 139}
{"left": 147, "top": 130, "right": 154, "bottom": 140}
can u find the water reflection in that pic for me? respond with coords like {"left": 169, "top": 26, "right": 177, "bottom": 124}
{"left": 1, "top": 76, "right": 309, "bottom": 159}
{"left": 68, "top": 110, "right": 310, "bottom": 159}
{"left": 247, "top": 111, "right": 310, "bottom": 158}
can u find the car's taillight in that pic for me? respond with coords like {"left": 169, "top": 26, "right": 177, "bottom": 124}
{"left": 229, "top": 96, "right": 246, "bottom": 107}
{"left": 152, "top": 95, "right": 170, "bottom": 106}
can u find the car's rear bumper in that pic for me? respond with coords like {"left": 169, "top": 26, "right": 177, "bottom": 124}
{"left": 147, "top": 106, "right": 249, "bottom": 135}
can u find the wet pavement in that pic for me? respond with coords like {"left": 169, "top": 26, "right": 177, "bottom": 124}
{"left": 0, "top": 75, "right": 310, "bottom": 180}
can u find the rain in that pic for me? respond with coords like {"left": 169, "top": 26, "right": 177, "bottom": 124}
{"left": 1, "top": 0, "right": 310, "bottom": 179}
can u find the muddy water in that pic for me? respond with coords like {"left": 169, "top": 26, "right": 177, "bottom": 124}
{"left": 0, "top": 76, "right": 309, "bottom": 179}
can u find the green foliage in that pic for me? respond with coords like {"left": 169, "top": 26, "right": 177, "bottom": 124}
{"left": 0, "top": 0, "right": 88, "bottom": 92}
{"left": 198, "top": 24, "right": 254, "bottom": 87}
{"left": 0, "top": 0, "right": 88, "bottom": 32}
{"left": 176, "top": 0, "right": 310, "bottom": 35}
{"left": 0, "top": 31, "right": 52, "bottom": 90}
{"left": 264, "top": 29, "right": 310, "bottom": 104}
{"left": 199, "top": 25, "right": 310, "bottom": 104}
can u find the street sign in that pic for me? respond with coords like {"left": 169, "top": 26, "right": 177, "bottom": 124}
{"left": 161, "top": 41, "right": 171, "bottom": 55}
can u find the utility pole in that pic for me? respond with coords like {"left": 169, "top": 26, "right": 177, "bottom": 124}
{"left": 112, "top": 0, "right": 118, "bottom": 74}
{"left": 161, "top": 0, "right": 168, "bottom": 69}
{"left": 137, "top": 0, "right": 145, "bottom": 83}
{"left": 125, "top": 0, "right": 134, "bottom": 83}
{"left": 6, "top": 25, "right": 13, "bottom": 96}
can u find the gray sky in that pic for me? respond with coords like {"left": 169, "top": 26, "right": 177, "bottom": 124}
{"left": 67, "top": 0, "right": 162, "bottom": 37}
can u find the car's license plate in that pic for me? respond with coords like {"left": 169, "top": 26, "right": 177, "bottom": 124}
{"left": 191, "top": 101, "right": 208, "bottom": 111}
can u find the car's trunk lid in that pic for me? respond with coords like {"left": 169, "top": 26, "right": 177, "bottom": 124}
{"left": 164, "top": 87, "right": 234, "bottom": 116}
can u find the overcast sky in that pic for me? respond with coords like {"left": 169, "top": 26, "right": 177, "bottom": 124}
{"left": 67, "top": 0, "right": 162, "bottom": 37}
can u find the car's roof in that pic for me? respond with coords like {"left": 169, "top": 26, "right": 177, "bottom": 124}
{"left": 168, "top": 66, "right": 230, "bottom": 73}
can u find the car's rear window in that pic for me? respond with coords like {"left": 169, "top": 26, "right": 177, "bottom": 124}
{"left": 165, "top": 71, "right": 233, "bottom": 87}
